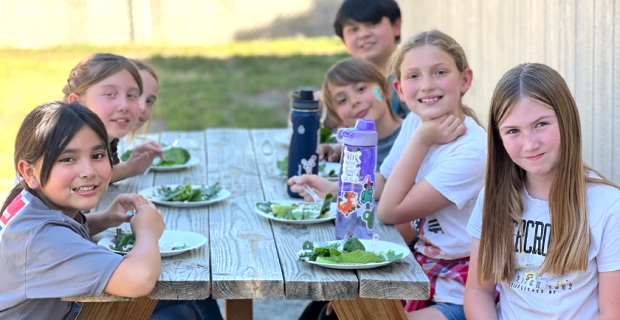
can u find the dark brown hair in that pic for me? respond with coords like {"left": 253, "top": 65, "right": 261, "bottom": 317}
{"left": 1, "top": 101, "right": 112, "bottom": 214}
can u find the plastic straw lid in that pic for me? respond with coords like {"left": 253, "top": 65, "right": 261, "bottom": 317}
{"left": 337, "top": 119, "right": 377, "bottom": 147}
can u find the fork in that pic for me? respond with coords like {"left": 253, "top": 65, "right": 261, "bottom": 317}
{"left": 292, "top": 176, "right": 322, "bottom": 203}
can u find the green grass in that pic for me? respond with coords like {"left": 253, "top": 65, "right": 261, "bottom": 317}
{"left": 0, "top": 36, "right": 349, "bottom": 191}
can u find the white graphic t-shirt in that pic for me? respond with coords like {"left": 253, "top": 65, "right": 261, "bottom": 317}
{"left": 467, "top": 184, "right": 620, "bottom": 319}
{"left": 380, "top": 112, "right": 487, "bottom": 304}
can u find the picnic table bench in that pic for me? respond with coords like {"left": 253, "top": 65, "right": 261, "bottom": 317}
{"left": 65, "top": 128, "right": 429, "bottom": 320}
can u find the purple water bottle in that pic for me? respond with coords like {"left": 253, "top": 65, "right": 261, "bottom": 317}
{"left": 335, "top": 119, "right": 377, "bottom": 240}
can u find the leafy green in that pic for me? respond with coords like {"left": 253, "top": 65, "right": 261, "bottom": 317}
{"left": 256, "top": 194, "right": 333, "bottom": 221}
{"left": 155, "top": 182, "right": 222, "bottom": 202}
{"left": 110, "top": 228, "right": 135, "bottom": 253}
{"left": 320, "top": 127, "right": 337, "bottom": 144}
{"left": 297, "top": 237, "right": 404, "bottom": 265}
{"left": 277, "top": 156, "right": 288, "bottom": 174}
{"left": 343, "top": 237, "right": 365, "bottom": 253}
{"left": 120, "top": 147, "right": 191, "bottom": 166}
{"left": 159, "top": 147, "right": 191, "bottom": 166}
{"left": 120, "top": 149, "right": 133, "bottom": 162}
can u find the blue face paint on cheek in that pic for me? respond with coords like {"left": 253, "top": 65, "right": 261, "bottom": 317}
{"left": 372, "top": 86, "right": 384, "bottom": 102}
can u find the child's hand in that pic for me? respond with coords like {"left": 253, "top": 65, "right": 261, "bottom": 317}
{"left": 319, "top": 144, "right": 340, "bottom": 162}
{"left": 105, "top": 193, "right": 153, "bottom": 226}
{"left": 125, "top": 141, "right": 161, "bottom": 175}
{"left": 138, "top": 140, "right": 164, "bottom": 157}
{"left": 287, "top": 174, "right": 337, "bottom": 202}
{"left": 414, "top": 114, "right": 467, "bottom": 147}
{"left": 130, "top": 202, "right": 165, "bottom": 239}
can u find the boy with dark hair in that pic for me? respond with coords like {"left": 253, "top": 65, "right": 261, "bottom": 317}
{"left": 333, "top": 0, "right": 409, "bottom": 117}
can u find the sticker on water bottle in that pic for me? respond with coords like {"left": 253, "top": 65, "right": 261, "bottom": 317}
{"left": 358, "top": 176, "right": 374, "bottom": 205}
{"left": 337, "top": 191, "right": 360, "bottom": 217}
{"left": 297, "top": 124, "right": 305, "bottom": 135}
{"left": 341, "top": 148, "right": 362, "bottom": 183}
{"left": 298, "top": 155, "right": 317, "bottom": 175}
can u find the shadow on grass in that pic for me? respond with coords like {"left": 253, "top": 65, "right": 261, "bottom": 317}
{"left": 146, "top": 53, "right": 348, "bottom": 131}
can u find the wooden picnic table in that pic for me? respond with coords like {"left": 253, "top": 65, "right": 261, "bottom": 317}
{"left": 65, "top": 129, "right": 429, "bottom": 320}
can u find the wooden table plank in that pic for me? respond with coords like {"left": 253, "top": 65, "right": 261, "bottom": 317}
{"left": 357, "top": 222, "right": 429, "bottom": 300}
{"left": 152, "top": 131, "right": 211, "bottom": 300}
{"left": 207, "top": 129, "right": 284, "bottom": 300}
{"left": 251, "top": 129, "right": 359, "bottom": 301}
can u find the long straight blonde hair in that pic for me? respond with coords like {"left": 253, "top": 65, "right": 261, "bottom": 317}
{"left": 478, "top": 63, "right": 617, "bottom": 283}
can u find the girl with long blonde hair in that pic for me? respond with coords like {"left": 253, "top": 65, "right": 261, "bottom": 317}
{"left": 377, "top": 30, "right": 487, "bottom": 320}
{"left": 464, "top": 63, "right": 620, "bottom": 319}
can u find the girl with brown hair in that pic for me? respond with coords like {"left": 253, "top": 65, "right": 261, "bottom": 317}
{"left": 464, "top": 63, "right": 620, "bottom": 319}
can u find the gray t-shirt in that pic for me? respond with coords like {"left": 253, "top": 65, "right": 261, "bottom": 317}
{"left": 377, "top": 125, "right": 401, "bottom": 169}
{"left": 0, "top": 190, "right": 124, "bottom": 320}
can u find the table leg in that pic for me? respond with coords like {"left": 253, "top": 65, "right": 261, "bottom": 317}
{"left": 76, "top": 296, "right": 158, "bottom": 320}
{"left": 331, "top": 298, "right": 407, "bottom": 320}
{"left": 224, "top": 299, "right": 253, "bottom": 320}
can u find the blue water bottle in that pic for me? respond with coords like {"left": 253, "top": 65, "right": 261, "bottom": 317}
{"left": 335, "top": 119, "right": 377, "bottom": 240}
{"left": 287, "top": 89, "right": 320, "bottom": 198}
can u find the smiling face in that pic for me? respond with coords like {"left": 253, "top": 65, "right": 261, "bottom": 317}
{"left": 498, "top": 97, "right": 562, "bottom": 182}
{"left": 329, "top": 81, "right": 389, "bottom": 127}
{"left": 135, "top": 69, "right": 159, "bottom": 131}
{"left": 342, "top": 17, "right": 400, "bottom": 70}
{"left": 77, "top": 69, "right": 140, "bottom": 139}
{"left": 34, "top": 126, "right": 112, "bottom": 215}
{"left": 394, "top": 45, "right": 472, "bottom": 121}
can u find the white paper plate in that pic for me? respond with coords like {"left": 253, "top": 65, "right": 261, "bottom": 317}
{"left": 150, "top": 156, "right": 199, "bottom": 172}
{"left": 255, "top": 200, "right": 337, "bottom": 224}
{"left": 98, "top": 230, "right": 207, "bottom": 257}
{"left": 275, "top": 132, "right": 289, "bottom": 146}
{"left": 304, "top": 239, "right": 410, "bottom": 269}
{"left": 139, "top": 185, "right": 231, "bottom": 207}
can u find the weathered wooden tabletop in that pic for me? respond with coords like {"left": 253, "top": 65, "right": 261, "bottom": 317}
{"left": 68, "top": 129, "right": 429, "bottom": 320}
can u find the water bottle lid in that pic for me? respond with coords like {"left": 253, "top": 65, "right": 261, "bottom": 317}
{"left": 291, "top": 89, "right": 319, "bottom": 111}
{"left": 337, "top": 119, "right": 378, "bottom": 146}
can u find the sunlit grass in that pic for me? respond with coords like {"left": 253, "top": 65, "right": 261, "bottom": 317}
{"left": 0, "top": 37, "right": 349, "bottom": 193}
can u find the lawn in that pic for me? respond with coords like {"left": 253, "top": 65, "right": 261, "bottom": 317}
{"left": 0, "top": 37, "right": 349, "bottom": 193}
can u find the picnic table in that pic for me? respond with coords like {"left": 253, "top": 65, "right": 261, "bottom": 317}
{"left": 65, "top": 129, "right": 430, "bottom": 320}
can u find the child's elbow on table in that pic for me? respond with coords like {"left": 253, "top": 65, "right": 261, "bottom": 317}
{"left": 105, "top": 260, "right": 160, "bottom": 298}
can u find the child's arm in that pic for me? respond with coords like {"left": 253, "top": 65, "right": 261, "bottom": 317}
{"left": 594, "top": 270, "right": 620, "bottom": 320}
{"left": 111, "top": 142, "right": 162, "bottom": 182}
{"left": 104, "top": 203, "right": 164, "bottom": 298}
{"left": 463, "top": 237, "right": 499, "bottom": 320}
{"left": 86, "top": 194, "right": 150, "bottom": 236}
{"left": 377, "top": 115, "right": 466, "bottom": 224}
